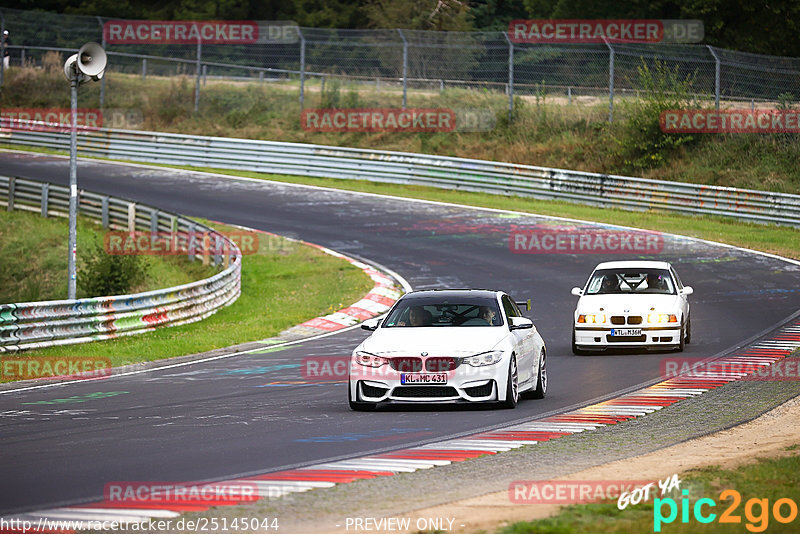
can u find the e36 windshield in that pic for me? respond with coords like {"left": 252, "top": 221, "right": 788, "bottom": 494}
{"left": 585, "top": 268, "right": 676, "bottom": 295}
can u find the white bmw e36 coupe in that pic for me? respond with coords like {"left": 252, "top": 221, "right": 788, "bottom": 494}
{"left": 348, "top": 289, "right": 547, "bottom": 410}
{"left": 571, "top": 260, "right": 693, "bottom": 354}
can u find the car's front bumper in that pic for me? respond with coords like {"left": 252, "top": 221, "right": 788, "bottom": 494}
{"left": 348, "top": 363, "right": 508, "bottom": 404}
{"left": 574, "top": 325, "right": 681, "bottom": 350}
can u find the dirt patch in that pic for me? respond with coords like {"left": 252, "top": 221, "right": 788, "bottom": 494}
{"left": 329, "top": 393, "right": 800, "bottom": 534}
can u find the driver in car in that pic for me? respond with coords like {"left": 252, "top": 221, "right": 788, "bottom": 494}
{"left": 646, "top": 272, "right": 667, "bottom": 292}
{"left": 398, "top": 306, "right": 432, "bottom": 326}
{"left": 478, "top": 306, "right": 497, "bottom": 325}
{"left": 600, "top": 274, "right": 618, "bottom": 293}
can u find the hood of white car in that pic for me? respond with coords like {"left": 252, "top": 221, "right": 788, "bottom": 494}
{"left": 358, "top": 326, "right": 508, "bottom": 356}
{"left": 577, "top": 293, "right": 682, "bottom": 315}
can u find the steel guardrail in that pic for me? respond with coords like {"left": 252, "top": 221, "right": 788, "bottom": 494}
{"left": 3, "top": 125, "right": 799, "bottom": 227}
{"left": 0, "top": 174, "right": 242, "bottom": 352}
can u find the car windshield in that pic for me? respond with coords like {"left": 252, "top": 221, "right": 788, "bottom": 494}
{"left": 585, "top": 268, "right": 676, "bottom": 295}
{"left": 382, "top": 296, "right": 503, "bottom": 327}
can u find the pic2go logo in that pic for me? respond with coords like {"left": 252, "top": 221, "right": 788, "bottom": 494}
{"left": 654, "top": 489, "right": 799, "bottom": 532}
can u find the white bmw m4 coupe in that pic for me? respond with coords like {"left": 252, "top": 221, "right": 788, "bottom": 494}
{"left": 571, "top": 260, "right": 693, "bottom": 354}
{"left": 348, "top": 289, "right": 547, "bottom": 410}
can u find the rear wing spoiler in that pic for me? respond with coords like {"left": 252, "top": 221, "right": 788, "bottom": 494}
{"left": 516, "top": 299, "right": 532, "bottom": 311}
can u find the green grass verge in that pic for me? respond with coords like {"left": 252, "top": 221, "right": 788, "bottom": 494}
{"left": 7, "top": 219, "right": 373, "bottom": 371}
{"left": 498, "top": 446, "right": 800, "bottom": 533}
{"left": 0, "top": 208, "right": 216, "bottom": 303}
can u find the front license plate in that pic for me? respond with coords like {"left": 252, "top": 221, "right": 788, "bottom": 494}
{"left": 401, "top": 373, "right": 447, "bottom": 385}
{"left": 610, "top": 328, "right": 643, "bottom": 337}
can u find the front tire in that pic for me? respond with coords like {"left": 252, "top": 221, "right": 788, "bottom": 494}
{"left": 572, "top": 329, "right": 587, "bottom": 356}
{"left": 348, "top": 383, "right": 376, "bottom": 411}
{"left": 685, "top": 316, "right": 692, "bottom": 344}
{"left": 501, "top": 355, "right": 519, "bottom": 409}
{"left": 531, "top": 349, "right": 547, "bottom": 399}
{"left": 677, "top": 324, "right": 686, "bottom": 352}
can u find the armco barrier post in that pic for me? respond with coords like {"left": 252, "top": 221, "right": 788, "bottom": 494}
{"left": 7, "top": 176, "right": 14, "bottom": 211}
{"left": 41, "top": 182, "right": 49, "bottom": 217}
{"left": 101, "top": 196, "right": 109, "bottom": 227}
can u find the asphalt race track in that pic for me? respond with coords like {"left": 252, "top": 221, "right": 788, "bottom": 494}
{"left": 1, "top": 151, "right": 799, "bottom": 514}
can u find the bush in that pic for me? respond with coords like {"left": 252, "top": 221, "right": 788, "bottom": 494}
{"left": 78, "top": 241, "right": 149, "bottom": 297}
{"left": 615, "top": 61, "right": 698, "bottom": 170}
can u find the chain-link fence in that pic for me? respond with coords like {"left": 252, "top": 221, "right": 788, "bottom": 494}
{"left": 2, "top": 7, "right": 799, "bottom": 121}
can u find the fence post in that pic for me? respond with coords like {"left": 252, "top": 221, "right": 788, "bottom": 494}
{"left": 41, "top": 182, "right": 49, "bottom": 217}
{"left": 398, "top": 29, "right": 408, "bottom": 109}
{"left": 194, "top": 39, "right": 201, "bottom": 113}
{"left": 707, "top": 45, "right": 720, "bottom": 112}
{"left": 142, "top": 58, "right": 147, "bottom": 79}
{"left": 605, "top": 39, "right": 615, "bottom": 124}
{"left": 97, "top": 16, "right": 106, "bottom": 108}
{"left": 298, "top": 28, "right": 306, "bottom": 109}
{"left": 568, "top": 86, "right": 572, "bottom": 104}
{"left": 503, "top": 31, "right": 514, "bottom": 121}
{"left": 202, "top": 64, "right": 207, "bottom": 86}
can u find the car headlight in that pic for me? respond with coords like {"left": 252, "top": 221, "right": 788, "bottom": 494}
{"left": 461, "top": 351, "right": 504, "bottom": 367}
{"left": 647, "top": 313, "right": 678, "bottom": 324}
{"left": 354, "top": 351, "right": 390, "bottom": 368}
{"left": 578, "top": 314, "right": 606, "bottom": 324}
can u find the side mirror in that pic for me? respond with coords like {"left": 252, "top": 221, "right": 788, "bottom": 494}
{"left": 571, "top": 287, "right": 584, "bottom": 297}
{"left": 509, "top": 317, "right": 534, "bottom": 330}
{"left": 681, "top": 286, "right": 694, "bottom": 296}
{"left": 361, "top": 319, "right": 381, "bottom": 331}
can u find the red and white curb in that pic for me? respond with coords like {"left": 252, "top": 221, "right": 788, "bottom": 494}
{"left": 5, "top": 320, "right": 798, "bottom": 532}
{"left": 233, "top": 226, "right": 405, "bottom": 337}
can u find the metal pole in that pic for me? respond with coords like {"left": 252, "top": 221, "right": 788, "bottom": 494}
{"left": 142, "top": 58, "right": 147, "bottom": 79}
{"left": 1, "top": 12, "right": 6, "bottom": 87}
{"left": 398, "top": 29, "right": 408, "bottom": 109}
{"left": 503, "top": 32, "right": 514, "bottom": 121}
{"left": 605, "top": 39, "right": 614, "bottom": 124}
{"left": 706, "top": 45, "right": 720, "bottom": 112}
{"left": 194, "top": 39, "right": 201, "bottom": 113}
{"left": 298, "top": 28, "right": 305, "bottom": 109}
{"left": 97, "top": 16, "right": 106, "bottom": 108}
{"left": 68, "top": 75, "right": 79, "bottom": 299}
